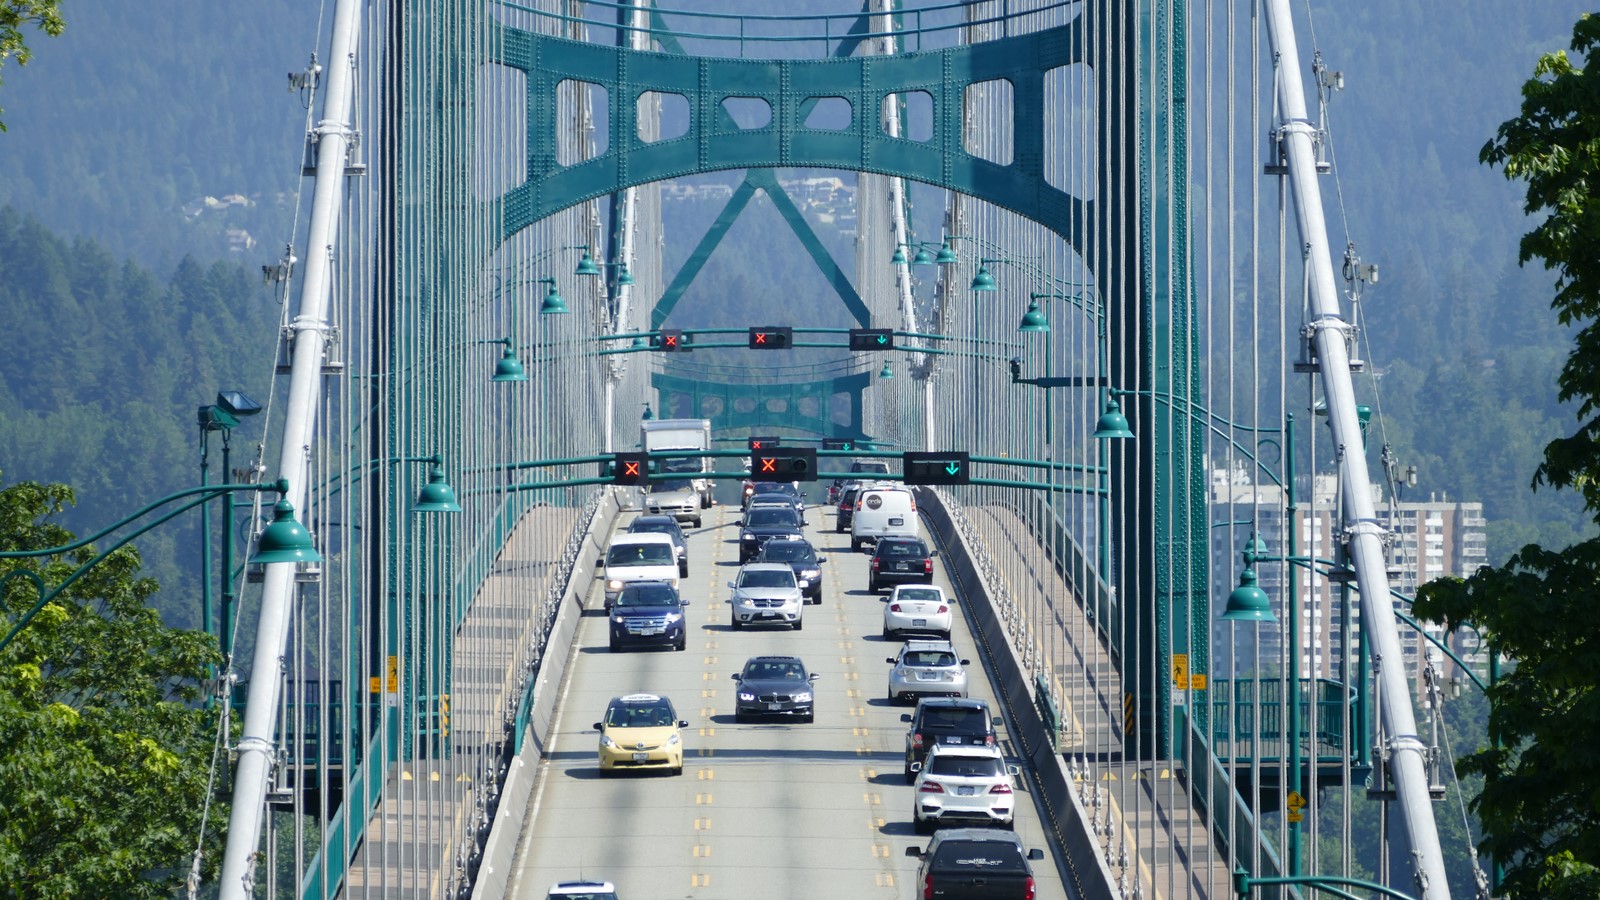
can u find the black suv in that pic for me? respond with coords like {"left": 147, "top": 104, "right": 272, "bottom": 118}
{"left": 626, "top": 514, "right": 689, "bottom": 576}
{"left": 904, "top": 829, "right": 1045, "bottom": 900}
{"left": 755, "top": 538, "right": 827, "bottom": 603}
{"left": 738, "top": 506, "right": 804, "bottom": 563}
{"left": 867, "top": 535, "right": 936, "bottom": 593}
{"left": 901, "top": 697, "right": 1001, "bottom": 783}
{"left": 608, "top": 581, "right": 691, "bottom": 652}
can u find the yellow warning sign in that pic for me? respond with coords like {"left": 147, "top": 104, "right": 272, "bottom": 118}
{"left": 1286, "top": 789, "right": 1307, "bottom": 823}
{"left": 369, "top": 677, "right": 381, "bottom": 694}
{"left": 386, "top": 655, "right": 399, "bottom": 693}
{"left": 1171, "top": 654, "right": 1208, "bottom": 691}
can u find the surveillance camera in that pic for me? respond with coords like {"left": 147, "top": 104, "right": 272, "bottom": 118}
{"left": 1008, "top": 357, "right": 1023, "bottom": 381}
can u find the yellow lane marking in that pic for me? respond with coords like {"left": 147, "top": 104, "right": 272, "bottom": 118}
{"left": 862, "top": 767, "right": 878, "bottom": 780}
{"left": 872, "top": 844, "right": 890, "bottom": 859}
{"left": 863, "top": 792, "right": 881, "bottom": 806}
{"left": 698, "top": 726, "right": 716, "bottom": 737}
{"left": 876, "top": 873, "right": 896, "bottom": 888}
{"left": 844, "top": 672, "right": 859, "bottom": 681}
{"left": 694, "top": 817, "right": 712, "bottom": 830}
{"left": 850, "top": 707, "right": 866, "bottom": 717}
{"left": 698, "top": 747, "right": 715, "bottom": 757}
{"left": 693, "top": 845, "right": 712, "bottom": 858}
{"left": 696, "top": 793, "right": 713, "bottom": 805}
{"left": 701, "top": 688, "right": 717, "bottom": 698}
{"left": 846, "top": 688, "right": 860, "bottom": 699}
{"left": 701, "top": 708, "right": 714, "bottom": 718}
{"left": 870, "top": 817, "right": 885, "bottom": 829}
{"left": 840, "top": 656, "right": 854, "bottom": 666}
{"left": 691, "top": 873, "right": 711, "bottom": 887}
{"left": 698, "top": 769, "right": 715, "bottom": 781}
{"left": 703, "top": 656, "right": 717, "bottom": 665}
{"left": 853, "top": 726, "right": 871, "bottom": 737}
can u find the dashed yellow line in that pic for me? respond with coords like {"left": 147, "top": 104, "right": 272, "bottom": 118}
{"left": 875, "top": 873, "right": 896, "bottom": 888}
{"left": 863, "top": 792, "right": 881, "bottom": 806}
{"left": 872, "top": 844, "right": 891, "bottom": 858}
{"left": 694, "top": 817, "right": 712, "bottom": 831}
{"left": 850, "top": 706, "right": 866, "bottom": 717}
{"left": 691, "top": 873, "right": 711, "bottom": 887}
{"left": 697, "top": 768, "right": 715, "bottom": 781}
{"left": 696, "top": 793, "right": 714, "bottom": 805}
{"left": 698, "top": 726, "right": 716, "bottom": 737}
{"left": 693, "top": 845, "right": 712, "bottom": 858}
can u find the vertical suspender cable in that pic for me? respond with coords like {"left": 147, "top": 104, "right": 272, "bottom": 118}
{"left": 1259, "top": 0, "right": 1450, "bottom": 894}
{"left": 218, "top": 0, "right": 364, "bottom": 895}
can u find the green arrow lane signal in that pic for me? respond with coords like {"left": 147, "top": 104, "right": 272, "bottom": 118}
{"left": 903, "top": 451, "right": 971, "bottom": 485}
{"left": 848, "top": 327, "right": 895, "bottom": 351}
{"left": 876, "top": 335, "right": 888, "bottom": 345}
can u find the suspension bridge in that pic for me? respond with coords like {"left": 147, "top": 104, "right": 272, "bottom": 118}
{"left": 184, "top": 1, "right": 1476, "bottom": 897}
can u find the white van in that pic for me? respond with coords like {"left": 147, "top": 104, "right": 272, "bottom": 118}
{"left": 850, "top": 486, "right": 919, "bottom": 551}
{"left": 600, "top": 532, "right": 681, "bottom": 609}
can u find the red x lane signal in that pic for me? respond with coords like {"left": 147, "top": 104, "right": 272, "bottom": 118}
{"left": 610, "top": 452, "right": 650, "bottom": 486}
{"left": 747, "top": 326, "right": 793, "bottom": 349}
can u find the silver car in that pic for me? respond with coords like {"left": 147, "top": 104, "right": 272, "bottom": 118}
{"left": 887, "top": 639, "right": 969, "bottom": 703}
{"left": 726, "top": 563, "right": 805, "bottom": 630}
{"left": 881, "top": 584, "right": 954, "bottom": 639}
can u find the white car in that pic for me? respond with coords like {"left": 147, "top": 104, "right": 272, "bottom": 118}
{"left": 881, "top": 584, "right": 954, "bottom": 639}
{"left": 726, "top": 563, "right": 804, "bottom": 630}
{"left": 912, "top": 744, "right": 1020, "bottom": 833}
{"left": 886, "top": 639, "right": 969, "bottom": 703}
{"left": 546, "top": 879, "right": 617, "bottom": 900}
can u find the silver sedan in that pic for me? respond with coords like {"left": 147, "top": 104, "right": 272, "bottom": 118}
{"left": 886, "top": 639, "right": 970, "bottom": 703}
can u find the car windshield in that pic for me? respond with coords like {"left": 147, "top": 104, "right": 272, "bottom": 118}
{"left": 882, "top": 541, "right": 927, "bottom": 557}
{"left": 851, "top": 462, "right": 890, "bottom": 474}
{"left": 630, "top": 522, "right": 676, "bottom": 537}
{"left": 922, "top": 707, "right": 988, "bottom": 730}
{"left": 615, "top": 584, "right": 679, "bottom": 607}
{"left": 740, "top": 569, "right": 797, "bottom": 588}
{"left": 933, "top": 840, "right": 1026, "bottom": 870}
{"left": 761, "top": 544, "right": 812, "bottom": 562}
{"left": 606, "top": 702, "right": 676, "bottom": 728}
{"left": 654, "top": 479, "right": 694, "bottom": 492}
{"left": 754, "top": 481, "right": 794, "bottom": 496}
{"left": 897, "top": 587, "right": 940, "bottom": 602}
{"left": 903, "top": 650, "right": 957, "bottom": 668}
{"left": 607, "top": 544, "right": 676, "bottom": 566}
{"left": 927, "top": 755, "right": 1005, "bottom": 778}
{"left": 743, "top": 660, "right": 806, "bottom": 680}
{"left": 746, "top": 509, "right": 799, "bottom": 527}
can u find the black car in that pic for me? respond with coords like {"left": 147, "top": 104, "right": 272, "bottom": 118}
{"left": 608, "top": 581, "right": 691, "bottom": 652}
{"left": 738, "top": 506, "right": 805, "bottom": 563}
{"left": 742, "top": 479, "right": 802, "bottom": 509}
{"left": 755, "top": 538, "right": 826, "bottom": 603}
{"left": 730, "top": 655, "right": 818, "bottom": 722}
{"left": 868, "top": 535, "right": 936, "bottom": 592}
{"left": 901, "top": 697, "right": 1001, "bottom": 783}
{"left": 828, "top": 459, "right": 893, "bottom": 503}
{"left": 626, "top": 514, "right": 690, "bottom": 576}
{"left": 904, "top": 829, "right": 1045, "bottom": 900}
{"left": 834, "top": 483, "right": 865, "bottom": 533}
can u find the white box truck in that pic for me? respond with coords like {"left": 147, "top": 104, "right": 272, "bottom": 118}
{"left": 640, "top": 419, "right": 714, "bottom": 520}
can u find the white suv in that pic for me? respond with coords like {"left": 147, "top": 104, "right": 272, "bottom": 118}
{"left": 726, "top": 563, "right": 804, "bottom": 630}
{"left": 912, "top": 744, "right": 1020, "bottom": 833}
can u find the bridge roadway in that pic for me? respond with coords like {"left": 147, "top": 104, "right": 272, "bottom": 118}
{"left": 505, "top": 496, "right": 1074, "bottom": 899}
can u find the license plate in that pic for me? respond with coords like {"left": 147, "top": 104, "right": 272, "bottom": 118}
{"left": 632, "top": 752, "right": 650, "bottom": 762}
{"left": 768, "top": 702, "right": 783, "bottom": 711}
{"left": 633, "top": 627, "right": 663, "bottom": 635}
{"left": 758, "top": 612, "right": 778, "bottom": 619}
{"left": 889, "top": 517, "right": 904, "bottom": 526}
{"left": 943, "top": 736, "right": 961, "bottom": 743}
{"left": 918, "top": 672, "right": 941, "bottom": 681}
{"left": 957, "top": 786, "right": 978, "bottom": 796}
{"left": 912, "top": 618, "right": 927, "bottom": 626}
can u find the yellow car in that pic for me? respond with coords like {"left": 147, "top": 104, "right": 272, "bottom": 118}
{"left": 594, "top": 693, "right": 688, "bottom": 776}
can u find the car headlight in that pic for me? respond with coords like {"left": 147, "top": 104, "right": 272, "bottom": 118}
{"left": 737, "top": 597, "right": 755, "bottom": 607}
{"left": 741, "top": 531, "right": 754, "bottom": 541}
{"left": 665, "top": 612, "right": 682, "bottom": 623}
{"left": 666, "top": 733, "right": 681, "bottom": 747}
{"left": 607, "top": 579, "right": 623, "bottom": 591}
{"left": 793, "top": 692, "right": 812, "bottom": 703}
{"left": 787, "top": 533, "right": 802, "bottom": 541}
{"left": 738, "top": 692, "right": 755, "bottom": 702}
{"left": 796, "top": 579, "right": 809, "bottom": 588}
{"left": 612, "top": 615, "right": 625, "bottom": 624}
{"left": 802, "top": 568, "right": 820, "bottom": 578}
{"left": 600, "top": 735, "right": 618, "bottom": 750}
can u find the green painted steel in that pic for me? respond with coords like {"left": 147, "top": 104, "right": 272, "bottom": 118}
{"left": 650, "top": 370, "right": 870, "bottom": 437}
{"left": 490, "top": 22, "right": 1085, "bottom": 245}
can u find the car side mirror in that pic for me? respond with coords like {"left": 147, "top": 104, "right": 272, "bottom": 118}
{"left": 960, "top": 659, "right": 971, "bottom": 666}
{"left": 909, "top": 761, "right": 923, "bottom": 773}
{"left": 1007, "top": 764, "right": 1022, "bottom": 776}
{"left": 678, "top": 720, "right": 690, "bottom": 728}
{"left": 592, "top": 722, "right": 603, "bottom": 731}
{"left": 1027, "top": 849, "right": 1044, "bottom": 861}
{"left": 809, "top": 673, "right": 820, "bottom": 681}
{"left": 726, "top": 581, "right": 736, "bottom": 589}
{"left": 817, "top": 556, "right": 827, "bottom": 563}
{"left": 680, "top": 599, "right": 691, "bottom": 606}
{"left": 900, "top": 713, "right": 913, "bottom": 723}
{"left": 929, "top": 549, "right": 940, "bottom": 557}
{"left": 904, "top": 846, "right": 925, "bottom": 859}
{"left": 730, "top": 673, "right": 740, "bottom": 680}
{"left": 992, "top": 716, "right": 1003, "bottom": 726}
{"left": 879, "top": 597, "right": 889, "bottom": 603}
{"left": 886, "top": 657, "right": 897, "bottom": 664}
{"left": 596, "top": 557, "right": 605, "bottom": 568}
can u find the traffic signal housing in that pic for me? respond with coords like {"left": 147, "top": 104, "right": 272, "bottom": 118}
{"left": 654, "top": 329, "right": 685, "bottom": 351}
{"left": 748, "top": 326, "right": 793, "bottom": 349}
{"left": 610, "top": 452, "right": 650, "bottom": 486}
{"left": 902, "top": 451, "right": 971, "bottom": 485}
{"left": 848, "top": 328, "right": 894, "bottom": 351}
{"left": 748, "top": 436, "right": 781, "bottom": 451}
{"left": 751, "top": 448, "right": 818, "bottom": 482}
{"left": 821, "top": 438, "right": 856, "bottom": 451}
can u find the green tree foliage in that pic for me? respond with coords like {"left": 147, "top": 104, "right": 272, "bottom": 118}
{"left": 0, "top": 475, "right": 225, "bottom": 897}
{"left": 0, "top": 0, "right": 62, "bottom": 131}
{"left": 1412, "top": 13, "right": 1600, "bottom": 896}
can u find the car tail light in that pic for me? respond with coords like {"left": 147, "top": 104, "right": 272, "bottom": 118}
{"left": 872, "top": 559, "right": 881, "bottom": 570}
{"left": 985, "top": 734, "right": 996, "bottom": 745}
{"left": 1024, "top": 876, "right": 1036, "bottom": 900}
{"left": 989, "top": 783, "right": 1013, "bottom": 794}
{"left": 910, "top": 500, "right": 918, "bottom": 512}
{"left": 923, "top": 874, "right": 935, "bottom": 900}
{"left": 923, "top": 559, "right": 933, "bottom": 574}
{"left": 910, "top": 732, "right": 924, "bottom": 749}
{"left": 890, "top": 603, "right": 902, "bottom": 612}
{"left": 918, "top": 781, "right": 945, "bottom": 793}
{"left": 937, "top": 605, "right": 949, "bottom": 614}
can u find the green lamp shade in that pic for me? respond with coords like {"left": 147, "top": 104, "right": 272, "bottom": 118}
{"left": 1093, "top": 399, "right": 1134, "bottom": 439}
{"left": 890, "top": 246, "right": 908, "bottom": 266}
{"left": 1243, "top": 533, "right": 1269, "bottom": 564}
{"left": 616, "top": 264, "right": 635, "bottom": 286}
{"left": 1222, "top": 567, "right": 1275, "bottom": 622}
{"left": 492, "top": 347, "right": 527, "bottom": 382}
{"left": 642, "top": 403, "right": 654, "bottom": 420}
{"left": 1018, "top": 299, "right": 1050, "bottom": 332}
{"left": 252, "top": 499, "right": 321, "bottom": 564}
{"left": 971, "top": 265, "right": 997, "bottom": 292}
{"left": 540, "top": 284, "right": 569, "bottom": 315}
{"left": 912, "top": 246, "right": 934, "bottom": 266}
{"left": 574, "top": 249, "right": 601, "bottom": 277}
{"left": 630, "top": 335, "right": 650, "bottom": 349}
{"left": 412, "top": 464, "right": 463, "bottom": 513}
{"left": 879, "top": 361, "right": 895, "bottom": 380}
{"left": 935, "top": 241, "right": 958, "bottom": 265}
